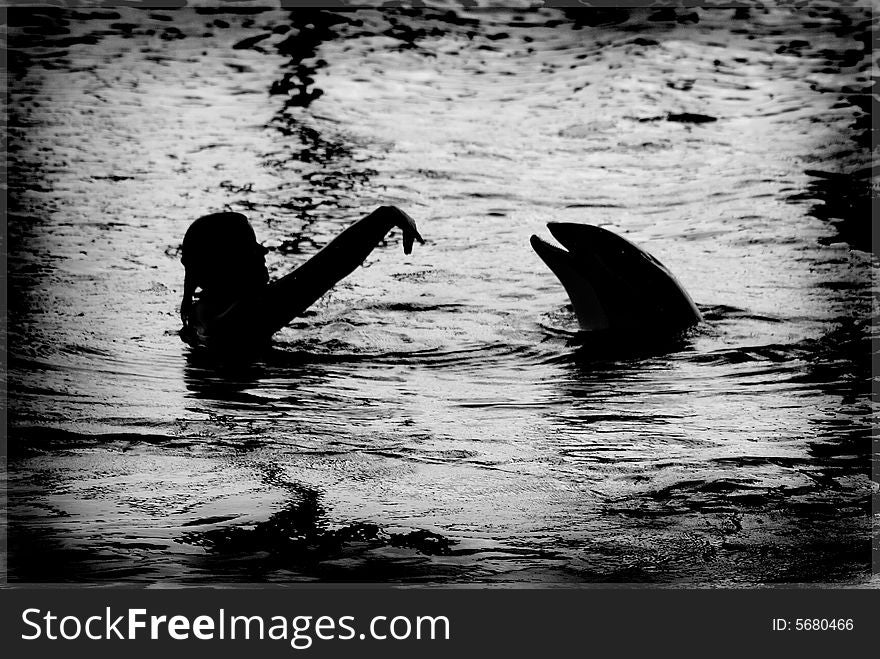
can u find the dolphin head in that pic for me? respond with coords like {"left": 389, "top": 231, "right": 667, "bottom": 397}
{"left": 530, "top": 222, "right": 702, "bottom": 334}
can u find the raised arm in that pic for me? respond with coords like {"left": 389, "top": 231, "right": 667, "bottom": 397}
{"left": 262, "top": 206, "right": 424, "bottom": 333}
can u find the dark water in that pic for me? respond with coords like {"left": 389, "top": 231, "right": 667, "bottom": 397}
{"left": 4, "top": 5, "right": 877, "bottom": 584}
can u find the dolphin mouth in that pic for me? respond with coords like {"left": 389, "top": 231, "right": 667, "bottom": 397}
{"left": 530, "top": 231, "right": 602, "bottom": 276}
{"left": 531, "top": 223, "right": 609, "bottom": 265}
{"left": 529, "top": 234, "right": 572, "bottom": 265}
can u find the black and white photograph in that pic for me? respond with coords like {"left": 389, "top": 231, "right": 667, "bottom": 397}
{"left": 3, "top": 0, "right": 876, "bottom": 597}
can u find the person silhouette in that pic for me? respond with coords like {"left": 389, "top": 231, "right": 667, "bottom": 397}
{"left": 179, "top": 205, "right": 424, "bottom": 350}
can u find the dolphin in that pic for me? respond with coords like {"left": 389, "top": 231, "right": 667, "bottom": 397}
{"left": 530, "top": 223, "right": 702, "bottom": 335}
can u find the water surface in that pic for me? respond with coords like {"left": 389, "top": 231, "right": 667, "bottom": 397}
{"left": 5, "top": 5, "right": 876, "bottom": 584}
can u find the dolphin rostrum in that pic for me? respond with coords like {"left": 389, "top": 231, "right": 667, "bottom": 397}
{"left": 530, "top": 223, "right": 702, "bottom": 334}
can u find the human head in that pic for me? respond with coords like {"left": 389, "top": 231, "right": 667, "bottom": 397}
{"left": 181, "top": 212, "right": 269, "bottom": 300}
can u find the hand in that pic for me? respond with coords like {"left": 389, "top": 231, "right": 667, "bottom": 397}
{"left": 378, "top": 205, "right": 425, "bottom": 255}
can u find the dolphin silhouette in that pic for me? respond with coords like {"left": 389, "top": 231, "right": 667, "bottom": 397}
{"left": 530, "top": 223, "right": 702, "bottom": 334}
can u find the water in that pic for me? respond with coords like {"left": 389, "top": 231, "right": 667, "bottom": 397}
{"left": 5, "top": 5, "right": 876, "bottom": 584}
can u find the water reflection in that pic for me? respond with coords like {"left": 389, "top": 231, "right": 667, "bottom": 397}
{"left": 181, "top": 485, "right": 465, "bottom": 582}
{"left": 794, "top": 169, "right": 873, "bottom": 253}
{"left": 247, "top": 11, "right": 385, "bottom": 260}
